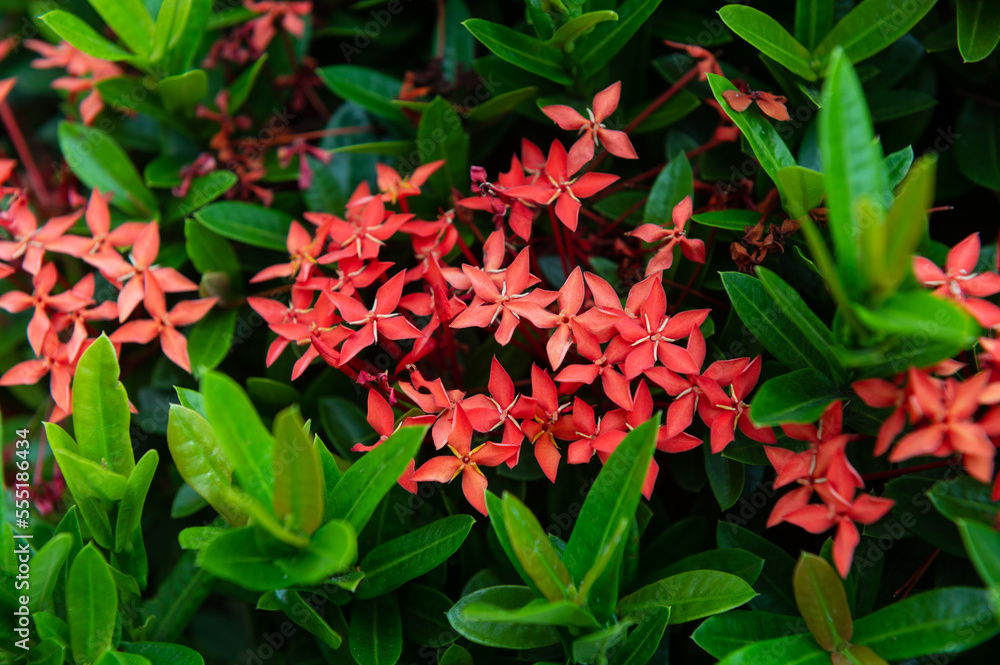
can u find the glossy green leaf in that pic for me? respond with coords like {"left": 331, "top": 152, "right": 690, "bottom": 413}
{"left": 447, "top": 586, "right": 561, "bottom": 649}
{"left": 89, "top": 0, "right": 154, "bottom": 57}
{"left": 358, "top": 514, "right": 473, "bottom": 599}
{"left": 718, "top": 522, "right": 798, "bottom": 614}
{"left": 462, "top": 599, "right": 599, "bottom": 628}
{"left": 853, "top": 587, "right": 999, "bottom": 658}
{"left": 33, "top": 612, "right": 70, "bottom": 648}
{"left": 197, "top": 526, "right": 290, "bottom": 591}
{"left": 707, "top": 74, "right": 796, "bottom": 184}
{"left": 202, "top": 372, "right": 274, "bottom": 506}
{"left": 350, "top": 596, "right": 401, "bottom": 665}
{"left": 44, "top": 425, "right": 114, "bottom": 548}
{"left": 183, "top": 218, "right": 241, "bottom": 288}
{"left": 58, "top": 123, "right": 157, "bottom": 218}
{"left": 119, "top": 642, "right": 205, "bottom": 665}
{"left": 228, "top": 55, "right": 268, "bottom": 112}
{"left": 693, "top": 611, "right": 808, "bottom": 659}
{"left": 956, "top": 101, "right": 1000, "bottom": 191}
{"left": 958, "top": 0, "right": 1000, "bottom": 62}
{"left": 92, "top": 649, "right": 149, "bottom": 665}
{"left": 67, "top": 544, "right": 116, "bottom": 665}
{"left": 775, "top": 166, "right": 826, "bottom": 218}
{"left": 38, "top": 12, "right": 133, "bottom": 61}
{"left": 608, "top": 606, "right": 670, "bottom": 665}
{"left": 316, "top": 65, "right": 409, "bottom": 124}
{"left": 928, "top": 476, "right": 1000, "bottom": 525}
{"left": 417, "top": 97, "right": 469, "bottom": 199}
{"left": 142, "top": 550, "right": 214, "bottom": 642}
{"left": 645, "top": 151, "right": 692, "bottom": 226}
{"left": 563, "top": 417, "right": 658, "bottom": 623}
{"left": 46, "top": 424, "right": 127, "bottom": 502}
{"left": 500, "top": 494, "right": 573, "bottom": 603}
{"left": 793, "top": 553, "right": 852, "bottom": 651}
{"left": 330, "top": 140, "right": 416, "bottom": 156}
{"left": 437, "top": 645, "right": 472, "bottom": 665}
{"left": 691, "top": 210, "right": 762, "bottom": 231}
{"left": 400, "top": 585, "right": 457, "bottom": 647}
{"left": 463, "top": 19, "right": 571, "bottom": 84}
{"left": 957, "top": 519, "right": 1000, "bottom": 593}
{"left": 572, "top": 619, "right": 635, "bottom": 665}
{"left": 150, "top": 0, "right": 192, "bottom": 62}
{"left": 167, "top": 170, "right": 238, "bottom": 223}
{"left": 258, "top": 589, "right": 342, "bottom": 649}
{"left": 853, "top": 291, "right": 978, "bottom": 349}
{"left": 576, "top": 0, "right": 665, "bottom": 80}
{"left": 721, "top": 272, "right": 843, "bottom": 376}
{"left": 713, "top": 633, "right": 827, "bottom": 665}
{"left": 73, "top": 335, "right": 135, "bottom": 475}
{"left": 115, "top": 450, "right": 159, "bottom": 552}
{"left": 467, "top": 87, "right": 538, "bottom": 124}
{"left": 485, "top": 491, "right": 539, "bottom": 595}
{"left": 819, "top": 48, "right": 888, "bottom": 297}
{"left": 643, "top": 549, "right": 764, "bottom": 588}
{"left": 618, "top": 570, "right": 757, "bottom": 624}
{"left": 327, "top": 425, "right": 425, "bottom": 533}
{"left": 884, "top": 146, "right": 914, "bottom": 190}
{"left": 815, "top": 0, "right": 939, "bottom": 65}
{"left": 272, "top": 405, "right": 324, "bottom": 536}
{"left": 186, "top": 308, "right": 238, "bottom": 377}
{"left": 547, "top": 11, "right": 618, "bottom": 49}
{"left": 166, "top": 405, "right": 244, "bottom": 526}
{"left": 28, "top": 533, "right": 72, "bottom": 614}
{"left": 751, "top": 369, "right": 841, "bottom": 426}
{"left": 193, "top": 202, "right": 293, "bottom": 251}
{"left": 705, "top": 446, "right": 745, "bottom": 511}
{"left": 719, "top": 5, "right": 816, "bottom": 80}
{"left": 795, "top": 0, "right": 835, "bottom": 50}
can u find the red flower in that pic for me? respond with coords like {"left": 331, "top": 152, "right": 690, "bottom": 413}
{"left": 278, "top": 139, "right": 332, "bottom": 190}
{"left": 540, "top": 81, "right": 638, "bottom": 174}
{"left": 0, "top": 330, "right": 79, "bottom": 418}
{"left": 250, "top": 220, "right": 328, "bottom": 283}
{"left": 411, "top": 404, "right": 512, "bottom": 516}
{"left": 0, "top": 200, "right": 80, "bottom": 275}
{"left": 353, "top": 388, "right": 434, "bottom": 453}
{"left": 629, "top": 196, "right": 706, "bottom": 275}
{"left": 110, "top": 275, "right": 217, "bottom": 373}
{"left": 316, "top": 197, "right": 411, "bottom": 263}
{"left": 555, "top": 325, "right": 633, "bottom": 411}
{"left": 0, "top": 262, "right": 88, "bottom": 355}
{"left": 462, "top": 357, "right": 534, "bottom": 461}
{"left": 46, "top": 190, "right": 145, "bottom": 260}
{"left": 697, "top": 356, "right": 776, "bottom": 453}
{"left": 914, "top": 232, "right": 1000, "bottom": 328}
{"left": 244, "top": 1, "right": 311, "bottom": 53}
{"left": 324, "top": 271, "right": 423, "bottom": 367}
{"left": 721, "top": 88, "right": 791, "bottom": 122}
{"left": 517, "top": 365, "right": 575, "bottom": 483}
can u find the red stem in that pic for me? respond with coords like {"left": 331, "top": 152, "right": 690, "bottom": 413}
{"left": 548, "top": 207, "right": 570, "bottom": 277}
{"left": 0, "top": 100, "right": 53, "bottom": 209}
{"left": 861, "top": 460, "right": 955, "bottom": 483}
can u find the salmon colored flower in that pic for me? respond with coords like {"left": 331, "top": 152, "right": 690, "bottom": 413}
{"left": 629, "top": 196, "right": 706, "bottom": 275}
{"left": 721, "top": 88, "right": 791, "bottom": 122}
{"left": 0, "top": 200, "right": 80, "bottom": 275}
{"left": 0, "top": 262, "right": 88, "bottom": 355}
{"left": 541, "top": 81, "right": 638, "bottom": 174}
{"left": 914, "top": 232, "right": 1000, "bottom": 328}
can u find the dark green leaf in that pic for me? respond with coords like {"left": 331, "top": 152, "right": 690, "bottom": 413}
{"left": 72, "top": 334, "right": 134, "bottom": 475}
{"left": 28, "top": 533, "right": 73, "bottom": 614}
{"left": 463, "top": 19, "right": 571, "bottom": 84}
{"left": 257, "top": 589, "right": 342, "bottom": 649}
{"left": 956, "top": 101, "right": 1000, "bottom": 191}
{"left": 751, "top": 369, "right": 841, "bottom": 426}
{"left": 115, "top": 450, "right": 159, "bottom": 552}
{"left": 547, "top": 11, "right": 618, "bottom": 49}
{"left": 814, "top": 0, "right": 938, "bottom": 65}
{"left": 608, "top": 606, "right": 670, "bottom": 665}
{"left": 712, "top": 633, "right": 827, "bottom": 665}
{"left": 957, "top": 519, "right": 1000, "bottom": 593}
{"left": 119, "top": 642, "right": 205, "bottom": 665}
{"left": 795, "top": 0, "right": 835, "bottom": 50}
{"left": 349, "top": 596, "right": 402, "bottom": 665}
{"left": 692, "top": 210, "right": 761, "bottom": 231}
{"left": 793, "top": 553, "right": 852, "bottom": 651}
{"left": 417, "top": 97, "right": 469, "bottom": 199}
{"left": 193, "top": 202, "right": 293, "bottom": 251}
{"left": 500, "top": 494, "right": 572, "bottom": 603}
{"left": 462, "top": 599, "right": 599, "bottom": 628}
{"left": 618, "top": 570, "right": 757, "bottom": 624}
{"left": 186, "top": 308, "right": 238, "bottom": 378}
{"left": 718, "top": 5, "right": 817, "bottom": 80}
{"left": 197, "top": 526, "right": 290, "bottom": 591}
{"left": 447, "top": 586, "right": 561, "bottom": 649}
{"left": 576, "top": 0, "right": 665, "bottom": 80}
{"left": 228, "top": 55, "right": 268, "bottom": 112}
{"left": 142, "top": 551, "right": 214, "bottom": 642}
{"left": 316, "top": 65, "right": 409, "bottom": 125}
{"left": 692, "top": 611, "right": 808, "bottom": 659}
{"left": 38, "top": 11, "right": 133, "bottom": 61}
{"left": 958, "top": 0, "right": 1000, "bottom": 62}
{"left": 642, "top": 549, "right": 764, "bottom": 587}
{"left": 718, "top": 522, "right": 798, "bottom": 614}
{"left": 67, "top": 545, "right": 117, "bottom": 665}
{"left": 705, "top": 446, "right": 745, "bottom": 510}
{"left": 645, "top": 152, "right": 692, "bottom": 226}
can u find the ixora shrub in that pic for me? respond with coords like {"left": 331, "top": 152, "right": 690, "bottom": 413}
{"left": 4, "top": 0, "right": 1000, "bottom": 663}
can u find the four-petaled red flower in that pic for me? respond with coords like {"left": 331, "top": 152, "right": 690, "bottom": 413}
{"left": 541, "top": 81, "right": 638, "bottom": 174}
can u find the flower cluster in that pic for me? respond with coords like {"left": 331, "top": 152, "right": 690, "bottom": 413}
{"left": 247, "top": 83, "right": 774, "bottom": 516}
{"left": 0, "top": 182, "right": 215, "bottom": 420}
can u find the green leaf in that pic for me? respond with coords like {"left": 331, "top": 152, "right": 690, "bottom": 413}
{"left": 819, "top": 48, "right": 889, "bottom": 297}
{"left": 72, "top": 335, "right": 134, "bottom": 475}
{"left": 707, "top": 74, "right": 796, "bottom": 184}
{"left": 795, "top": 0, "right": 835, "bottom": 50}
{"left": 853, "top": 587, "right": 999, "bottom": 658}
{"left": 150, "top": 69, "right": 207, "bottom": 114}
{"left": 713, "top": 633, "right": 827, "bottom": 665}
{"left": 88, "top": 0, "right": 154, "bottom": 57}
{"left": 562, "top": 417, "right": 658, "bottom": 623}
{"left": 608, "top": 606, "right": 670, "bottom": 665}
{"left": 327, "top": 425, "right": 425, "bottom": 533}
{"left": 645, "top": 151, "right": 692, "bottom": 226}
{"left": 572, "top": 619, "right": 635, "bottom": 665}
{"left": 186, "top": 308, "right": 237, "bottom": 377}
{"left": 67, "top": 544, "right": 117, "bottom": 665}
{"left": 885, "top": 146, "right": 914, "bottom": 190}
{"left": 853, "top": 291, "right": 978, "bottom": 349}
{"left": 167, "top": 170, "right": 238, "bottom": 223}
{"left": 166, "top": 0, "right": 212, "bottom": 72}
{"left": 272, "top": 406, "right": 324, "bottom": 536}
{"left": 957, "top": 520, "right": 1000, "bottom": 594}
{"left": 38, "top": 11, "right": 133, "bottom": 61}
{"left": 643, "top": 549, "right": 764, "bottom": 587}
{"left": 417, "top": 97, "right": 469, "bottom": 199}
{"left": 358, "top": 515, "right": 473, "bottom": 599}
{"left": 349, "top": 596, "right": 402, "bottom": 665}
{"left": 193, "top": 202, "right": 292, "bottom": 251}
{"left": 576, "top": 0, "right": 665, "bottom": 80}
{"left": 485, "top": 491, "right": 539, "bottom": 595}
{"left": 166, "top": 405, "right": 244, "bottom": 525}
{"left": 718, "top": 5, "right": 817, "bottom": 80}
{"left": 721, "top": 272, "right": 843, "bottom": 376}
{"left": 692, "top": 611, "right": 808, "bottom": 659}
{"left": 438, "top": 645, "right": 472, "bottom": 665}
{"left": 463, "top": 19, "right": 571, "bottom": 84}
{"left": 228, "top": 55, "right": 268, "bottom": 113}
{"left": 751, "top": 369, "right": 840, "bottom": 426}
{"left": 863, "top": 155, "right": 935, "bottom": 302}
{"left": 276, "top": 520, "right": 357, "bottom": 586}
{"left": 44, "top": 425, "right": 113, "bottom": 548}
{"left": 705, "top": 447, "right": 745, "bottom": 510}
{"left": 202, "top": 372, "right": 274, "bottom": 506}
{"left": 956, "top": 101, "right": 1000, "bottom": 191}
{"left": 755, "top": 267, "right": 846, "bottom": 383}
{"left": 717, "top": 522, "right": 797, "bottom": 614}
{"left": 34, "top": 612, "right": 71, "bottom": 648}
{"left": 462, "top": 599, "right": 599, "bottom": 628}
{"left": 142, "top": 551, "right": 214, "bottom": 642}
{"left": 447, "top": 586, "right": 561, "bottom": 649}
{"left": 315, "top": 65, "right": 409, "bottom": 125}
{"left": 329, "top": 140, "right": 416, "bottom": 156}
{"left": 467, "top": 87, "right": 538, "bottom": 124}
{"left": 197, "top": 526, "right": 291, "bottom": 591}
{"left": 115, "top": 450, "right": 159, "bottom": 552}
{"left": 400, "top": 585, "right": 457, "bottom": 647}
{"left": 58, "top": 123, "right": 157, "bottom": 218}
{"left": 435, "top": 0, "right": 474, "bottom": 81}
{"left": 28, "top": 533, "right": 73, "bottom": 614}
{"left": 258, "top": 589, "right": 342, "bottom": 650}
{"left": 958, "top": 0, "right": 1000, "bottom": 62}
{"left": 692, "top": 210, "right": 761, "bottom": 231}
{"left": 815, "top": 0, "right": 939, "bottom": 66}
{"left": 500, "top": 494, "right": 573, "bottom": 603}
{"left": 928, "top": 476, "right": 1000, "bottom": 526}
{"left": 118, "top": 642, "right": 205, "bottom": 665}
{"left": 775, "top": 166, "right": 826, "bottom": 218}
{"left": 793, "top": 553, "right": 852, "bottom": 651}
{"left": 547, "top": 10, "right": 618, "bottom": 49}
{"left": 618, "top": 570, "right": 757, "bottom": 624}
{"left": 46, "top": 424, "right": 128, "bottom": 502}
